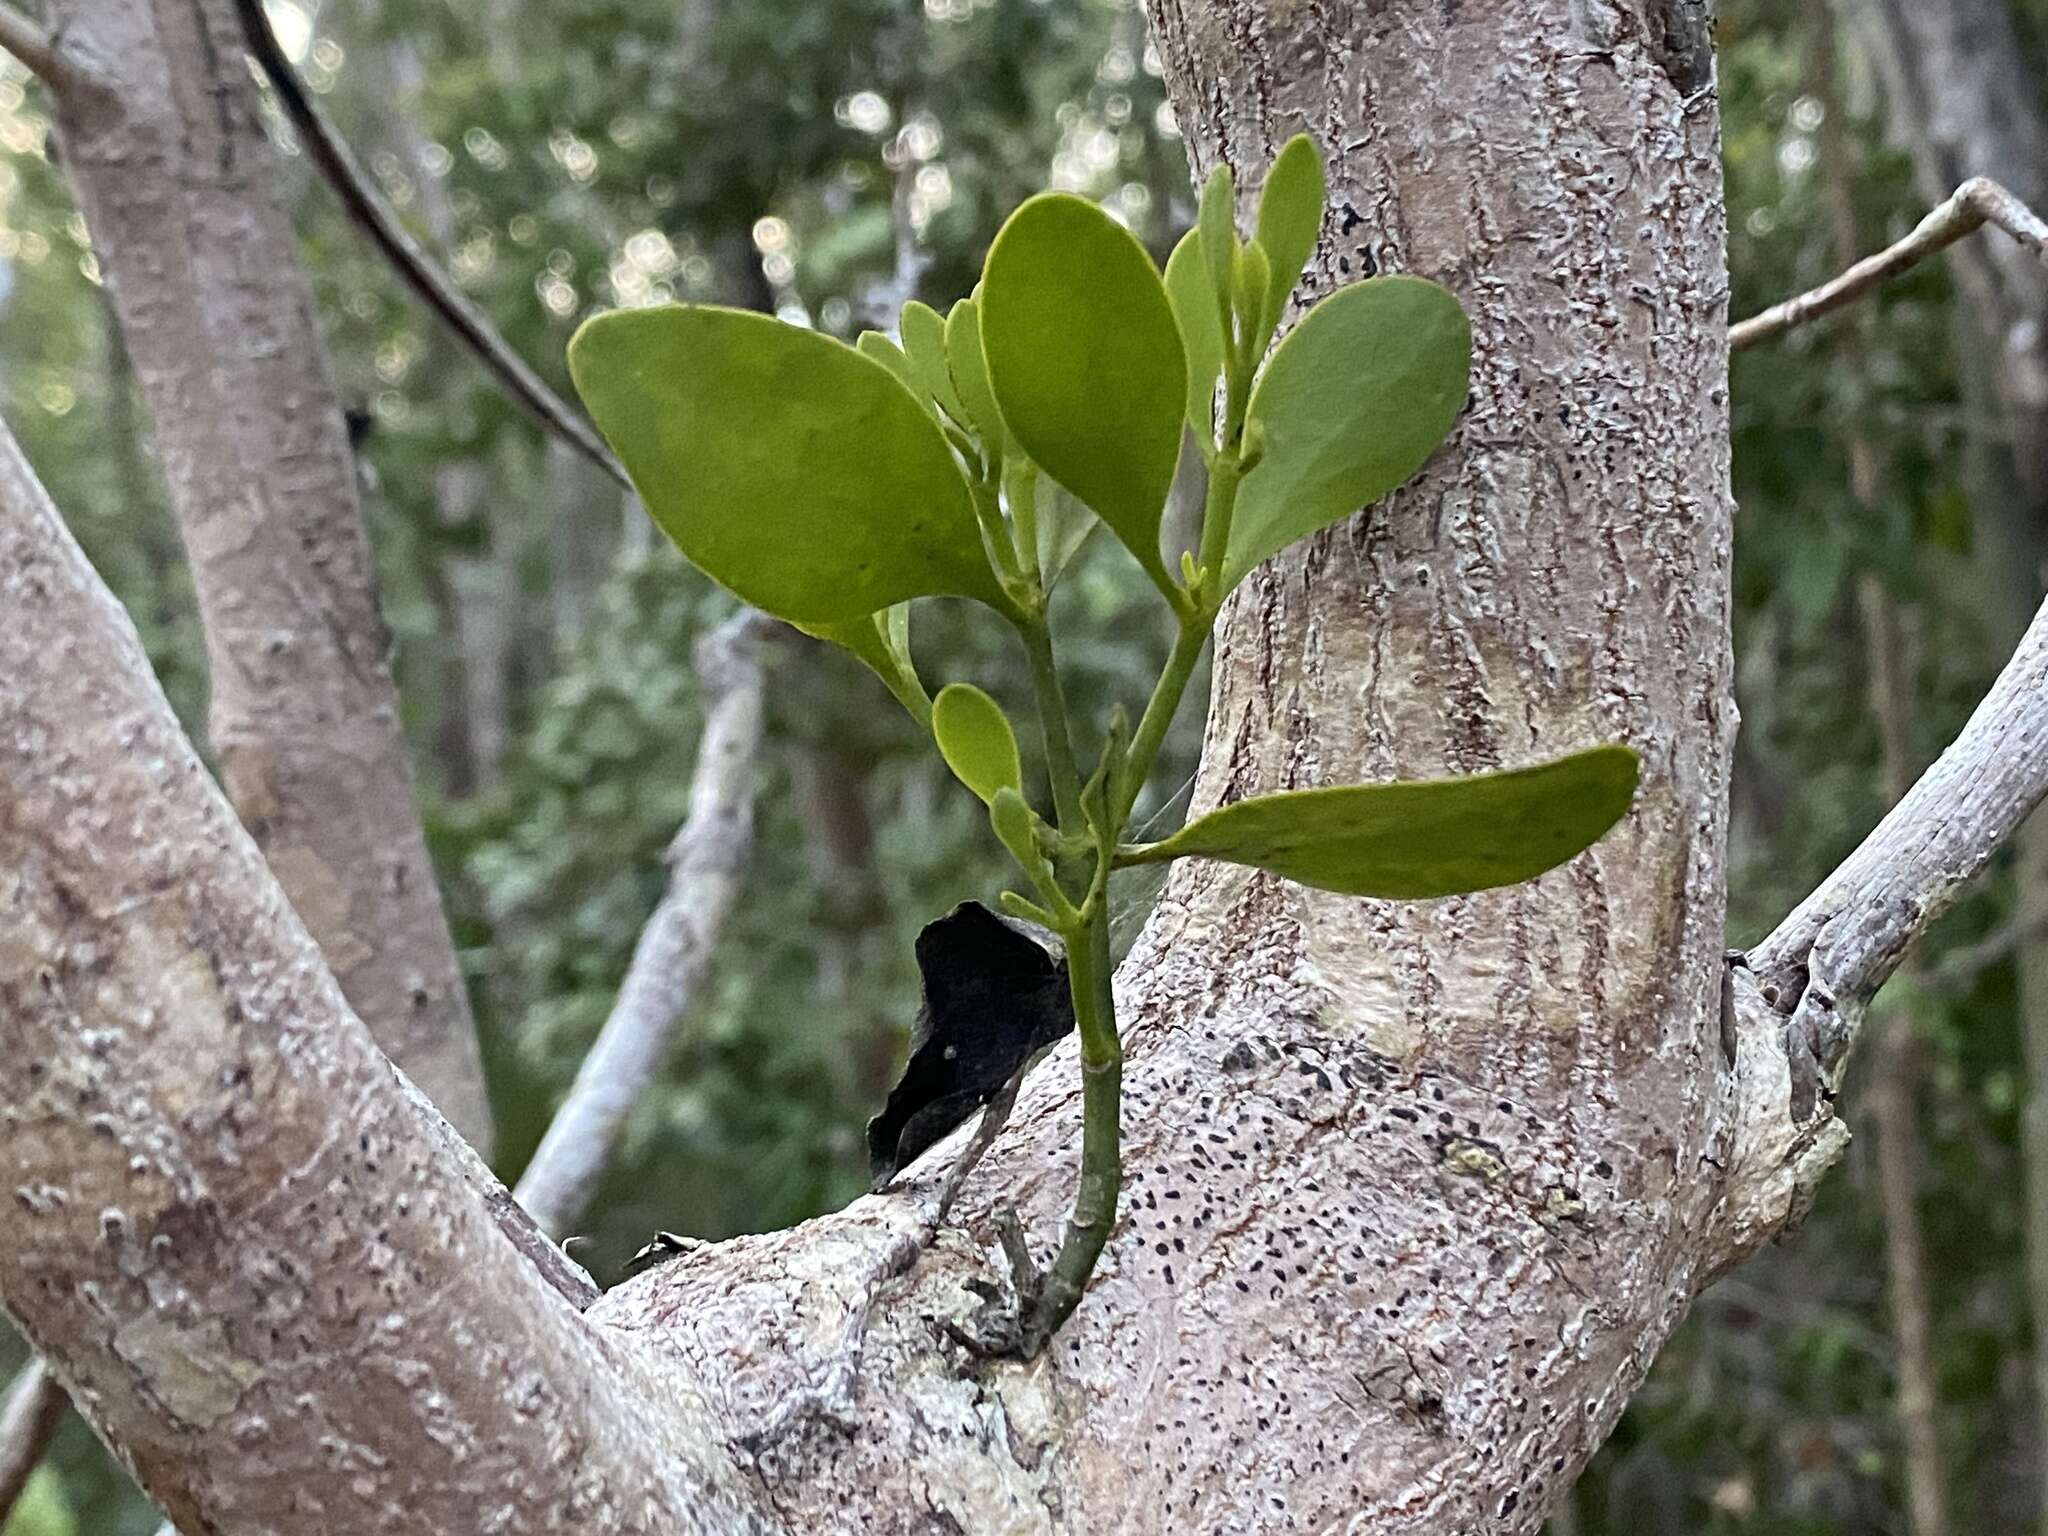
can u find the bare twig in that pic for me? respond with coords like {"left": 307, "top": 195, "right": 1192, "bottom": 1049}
{"left": 0, "top": 3, "right": 65, "bottom": 83}
{"left": 230, "top": 0, "right": 628, "bottom": 489}
{"left": 513, "top": 610, "right": 774, "bottom": 1239}
{"left": 0, "top": 1361, "right": 67, "bottom": 1527}
{"left": 1731, "top": 177, "right": 2048, "bottom": 352}
{"left": 1748, "top": 592, "right": 2048, "bottom": 1115}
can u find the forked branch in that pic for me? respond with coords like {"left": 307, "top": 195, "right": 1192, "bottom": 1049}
{"left": 1730, "top": 177, "right": 2048, "bottom": 351}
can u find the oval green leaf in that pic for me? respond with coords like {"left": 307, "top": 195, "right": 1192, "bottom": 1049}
{"left": 1253, "top": 134, "right": 1326, "bottom": 342}
{"left": 1166, "top": 228, "right": 1224, "bottom": 440}
{"left": 569, "top": 305, "right": 1002, "bottom": 625}
{"left": 980, "top": 193, "right": 1186, "bottom": 589}
{"left": 901, "top": 299, "right": 969, "bottom": 423}
{"left": 857, "top": 330, "right": 927, "bottom": 412}
{"left": 945, "top": 296, "right": 1007, "bottom": 456}
{"left": 1225, "top": 275, "right": 1471, "bottom": 589}
{"left": 933, "top": 682, "right": 1023, "bottom": 805}
{"left": 1123, "top": 745, "right": 1638, "bottom": 899}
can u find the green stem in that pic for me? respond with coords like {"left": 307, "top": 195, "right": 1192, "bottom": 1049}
{"left": 1017, "top": 612, "right": 1086, "bottom": 833}
{"left": 1117, "top": 613, "right": 1207, "bottom": 825}
{"left": 1025, "top": 897, "right": 1121, "bottom": 1352}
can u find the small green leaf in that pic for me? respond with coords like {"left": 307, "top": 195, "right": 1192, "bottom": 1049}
{"left": 570, "top": 304, "right": 1004, "bottom": 624}
{"left": 1225, "top": 275, "right": 1470, "bottom": 589}
{"left": 1122, "top": 745, "right": 1638, "bottom": 899}
{"left": 990, "top": 786, "right": 1051, "bottom": 882}
{"left": 802, "top": 608, "right": 929, "bottom": 724}
{"left": 1253, "top": 134, "right": 1326, "bottom": 342}
{"left": 901, "top": 299, "right": 968, "bottom": 423}
{"left": 1166, "top": 228, "right": 1224, "bottom": 439}
{"left": 933, "top": 682, "right": 1024, "bottom": 805}
{"left": 982, "top": 193, "right": 1186, "bottom": 592}
{"left": 1197, "top": 161, "right": 1237, "bottom": 317}
{"left": 945, "top": 296, "right": 1007, "bottom": 456}
{"left": 857, "top": 330, "right": 926, "bottom": 409}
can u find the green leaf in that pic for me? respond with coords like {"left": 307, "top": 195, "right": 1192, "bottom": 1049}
{"left": 945, "top": 296, "right": 1007, "bottom": 455}
{"left": 801, "top": 608, "right": 929, "bottom": 724}
{"left": 1225, "top": 275, "right": 1470, "bottom": 589}
{"left": 980, "top": 193, "right": 1186, "bottom": 591}
{"left": 1197, "top": 161, "right": 1237, "bottom": 318}
{"left": 1166, "top": 228, "right": 1224, "bottom": 440}
{"left": 1253, "top": 134, "right": 1326, "bottom": 341}
{"left": 933, "top": 682, "right": 1023, "bottom": 805}
{"left": 857, "top": 330, "right": 927, "bottom": 410}
{"left": 901, "top": 299, "right": 968, "bottom": 422}
{"left": 1122, "top": 745, "right": 1638, "bottom": 899}
{"left": 570, "top": 304, "right": 1004, "bottom": 624}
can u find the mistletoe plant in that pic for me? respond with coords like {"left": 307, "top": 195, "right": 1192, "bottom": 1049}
{"left": 568, "top": 136, "right": 1639, "bottom": 1355}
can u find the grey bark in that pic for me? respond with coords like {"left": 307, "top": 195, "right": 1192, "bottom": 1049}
{"left": 7, "top": 4, "right": 2048, "bottom": 1533}
{"left": 36, "top": 0, "right": 493, "bottom": 1149}
{"left": 0, "top": 417, "right": 753, "bottom": 1535}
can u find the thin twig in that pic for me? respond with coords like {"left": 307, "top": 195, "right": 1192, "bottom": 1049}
{"left": 0, "top": 1361, "right": 68, "bottom": 1527}
{"left": 513, "top": 610, "right": 774, "bottom": 1239}
{"left": 230, "top": 0, "right": 628, "bottom": 488}
{"left": 1731, "top": 177, "right": 2048, "bottom": 352}
{"left": 0, "top": 3, "right": 64, "bottom": 84}
{"left": 1748, "top": 592, "right": 2048, "bottom": 1115}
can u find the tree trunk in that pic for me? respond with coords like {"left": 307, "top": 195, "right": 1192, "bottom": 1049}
{"left": 588, "top": 5, "right": 1752, "bottom": 1531}
{"left": 13, "top": 4, "right": 2028, "bottom": 1532}
{"left": 41, "top": 0, "right": 492, "bottom": 1148}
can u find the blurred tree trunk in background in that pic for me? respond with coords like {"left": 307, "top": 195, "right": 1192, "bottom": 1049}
{"left": 41, "top": 0, "right": 492, "bottom": 1146}
{"left": 1842, "top": 3, "right": 2048, "bottom": 1509}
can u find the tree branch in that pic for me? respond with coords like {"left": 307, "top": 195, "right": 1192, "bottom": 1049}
{"left": 1714, "top": 589, "right": 2048, "bottom": 1275}
{"left": 0, "top": 413, "right": 754, "bottom": 1533}
{"left": 514, "top": 609, "right": 774, "bottom": 1241}
{"left": 0, "top": 1361, "right": 67, "bottom": 1527}
{"left": 230, "top": 0, "right": 629, "bottom": 488}
{"left": 0, "top": 3, "right": 63, "bottom": 82}
{"left": 1730, "top": 177, "right": 2048, "bottom": 351}
{"left": 1748, "top": 590, "right": 2048, "bottom": 1109}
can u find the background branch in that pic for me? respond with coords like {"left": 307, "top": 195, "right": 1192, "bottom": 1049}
{"left": 0, "top": 3, "right": 64, "bottom": 83}
{"left": 513, "top": 609, "right": 774, "bottom": 1241}
{"left": 1749, "top": 591, "right": 2048, "bottom": 1115}
{"left": 230, "top": 0, "right": 628, "bottom": 488}
{"left": 0, "top": 1361, "right": 66, "bottom": 1527}
{"left": 1730, "top": 177, "right": 2048, "bottom": 351}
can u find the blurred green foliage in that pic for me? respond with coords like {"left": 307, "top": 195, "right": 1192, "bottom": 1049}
{"left": 1, "top": 0, "right": 2044, "bottom": 1528}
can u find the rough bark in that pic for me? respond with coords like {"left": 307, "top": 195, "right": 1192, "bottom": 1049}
{"left": 9, "top": 4, "right": 2048, "bottom": 1533}
{"left": 0, "top": 419, "right": 755, "bottom": 1536}
{"left": 591, "top": 5, "right": 1746, "bottom": 1531}
{"left": 38, "top": 0, "right": 492, "bottom": 1149}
